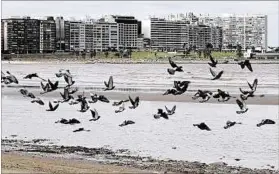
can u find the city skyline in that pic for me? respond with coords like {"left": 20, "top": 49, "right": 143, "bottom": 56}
{"left": 2, "top": 1, "right": 278, "bottom": 46}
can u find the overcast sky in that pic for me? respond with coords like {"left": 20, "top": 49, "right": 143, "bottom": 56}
{"left": 2, "top": 1, "right": 278, "bottom": 46}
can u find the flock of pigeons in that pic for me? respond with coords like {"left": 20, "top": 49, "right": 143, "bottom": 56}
{"left": 1, "top": 55, "right": 276, "bottom": 132}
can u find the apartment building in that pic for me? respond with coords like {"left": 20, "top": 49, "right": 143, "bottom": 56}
{"left": 69, "top": 21, "right": 82, "bottom": 51}
{"left": 112, "top": 15, "right": 139, "bottom": 49}
{"left": 199, "top": 14, "right": 268, "bottom": 49}
{"left": 92, "top": 19, "right": 118, "bottom": 51}
{"left": 150, "top": 17, "right": 189, "bottom": 50}
{"left": 39, "top": 17, "right": 56, "bottom": 53}
{"left": 150, "top": 17, "right": 222, "bottom": 50}
{"left": 55, "top": 16, "right": 70, "bottom": 51}
{"left": 2, "top": 17, "right": 40, "bottom": 54}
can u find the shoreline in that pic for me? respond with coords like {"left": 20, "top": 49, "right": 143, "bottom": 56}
{"left": 2, "top": 58, "right": 279, "bottom": 65}
{"left": 2, "top": 139, "right": 278, "bottom": 174}
{"left": 2, "top": 87, "right": 279, "bottom": 105}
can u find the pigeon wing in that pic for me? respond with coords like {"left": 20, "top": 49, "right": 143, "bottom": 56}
{"left": 252, "top": 79, "right": 258, "bottom": 91}
{"left": 236, "top": 99, "right": 244, "bottom": 110}
{"left": 104, "top": 81, "right": 108, "bottom": 88}
{"left": 90, "top": 109, "right": 96, "bottom": 119}
{"left": 134, "top": 97, "right": 140, "bottom": 106}
{"left": 209, "top": 68, "right": 216, "bottom": 77}
{"left": 64, "top": 76, "right": 69, "bottom": 85}
{"left": 171, "top": 105, "right": 176, "bottom": 113}
{"left": 209, "top": 55, "right": 214, "bottom": 64}
{"left": 49, "top": 101, "right": 53, "bottom": 110}
{"left": 108, "top": 76, "right": 113, "bottom": 88}
{"left": 245, "top": 60, "right": 253, "bottom": 72}
{"left": 168, "top": 57, "right": 178, "bottom": 68}
{"left": 165, "top": 106, "right": 170, "bottom": 113}
{"left": 129, "top": 95, "right": 135, "bottom": 106}
{"left": 53, "top": 103, "right": 59, "bottom": 111}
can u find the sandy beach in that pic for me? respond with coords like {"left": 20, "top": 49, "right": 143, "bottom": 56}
{"left": 2, "top": 151, "right": 152, "bottom": 174}
{"left": 2, "top": 61, "right": 278, "bottom": 174}
{"left": 2, "top": 139, "right": 279, "bottom": 174}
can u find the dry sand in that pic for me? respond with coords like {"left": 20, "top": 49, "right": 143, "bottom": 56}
{"left": 1, "top": 151, "right": 154, "bottom": 174}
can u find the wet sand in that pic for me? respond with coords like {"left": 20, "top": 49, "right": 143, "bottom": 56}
{"left": 2, "top": 139, "right": 279, "bottom": 174}
{"left": 2, "top": 86, "right": 278, "bottom": 105}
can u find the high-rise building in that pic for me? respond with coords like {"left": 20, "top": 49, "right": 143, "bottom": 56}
{"left": 69, "top": 21, "right": 82, "bottom": 51}
{"left": 150, "top": 17, "right": 222, "bottom": 50}
{"left": 2, "top": 17, "right": 40, "bottom": 54}
{"left": 39, "top": 17, "right": 56, "bottom": 53}
{"left": 112, "top": 15, "right": 140, "bottom": 49}
{"left": 199, "top": 14, "right": 268, "bottom": 49}
{"left": 92, "top": 18, "right": 118, "bottom": 51}
{"left": 56, "top": 17, "right": 70, "bottom": 51}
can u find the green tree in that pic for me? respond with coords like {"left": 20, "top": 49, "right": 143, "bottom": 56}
{"left": 236, "top": 44, "right": 243, "bottom": 58}
{"left": 105, "top": 51, "right": 109, "bottom": 58}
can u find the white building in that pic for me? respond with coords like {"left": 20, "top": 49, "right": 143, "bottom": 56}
{"left": 199, "top": 14, "right": 268, "bottom": 50}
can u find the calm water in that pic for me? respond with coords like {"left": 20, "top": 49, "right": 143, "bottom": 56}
{"left": 1, "top": 62, "right": 279, "bottom": 169}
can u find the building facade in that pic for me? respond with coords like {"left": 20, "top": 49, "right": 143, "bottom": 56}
{"left": 112, "top": 15, "right": 139, "bottom": 49}
{"left": 150, "top": 17, "right": 223, "bottom": 50}
{"left": 2, "top": 17, "right": 40, "bottom": 54}
{"left": 199, "top": 14, "right": 268, "bottom": 50}
{"left": 92, "top": 20, "right": 118, "bottom": 51}
{"left": 39, "top": 17, "right": 56, "bottom": 53}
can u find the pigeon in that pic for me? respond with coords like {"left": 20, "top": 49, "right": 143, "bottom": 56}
{"left": 257, "top": 119, "right": 276, "bottom": 127}
{"left": 209, "top": 68, "right": 223, "bottom": 80}
{"left": 129, "top": 96, "right": 139, "bottom": 109}
{"left": 192, "top": 90, "right": 212, "bottom": 102}
{"left": 40, "top": 81, "right": 51, "bottom": 93}
{"left": 41, "top": 79, "right": 59, "bottom": 94}
{"left": 48, "top": 79, "right": 59, "bottom": 91}
{"left": 224, "top": 121, "right": 242, "bottom": 129}
{"left": 46, "top": 101, "right": 59, "bottom": 111}
{"left": 165, "top": 105, "right": 176, "bottom": 115}
{"left": 78, "top": 98, "right": 90, "bottom": 112}
{"left": 115, "top": 103, "right": 125, "bottom": 113}
{"left": 154, "top": 109, "right": 169, "bottom": 119}
{"left": 23, "top": 73, "right": 46, "bottom": 81}
{"left": 236, "top": 99, "right": 248, "bottom": 114}
{"left": 208, "top": 55, "right": 218, "bottom": 67}
{"left": 163, "top": 89, "right": 178, "bottom": 95}
{"left": 89, "top": 93, "right": 99, "bottom": 103}
{"left": 26, "top": 92, "right": 36, "bottom": 99}
{"left": 238, "top": 59, "right": 253, "bottom": 72}
{"left": 31, "top": 98, "right": 44, "bottom": 105}
{"left": 89, "top": 109, "right": 101, "bottom": 121}
{"left": 19, "top": 89, "right": 28, "bottom": 96}
{"left": 73, "top": 128, "right": 90, "bottom": 132}
{"left": 119, "top": 120, "right": 135, "bottom": 127}
{"left": 167, "top": 57, "right": 183, "bottom": 75}
{"left": 64, "top": 75, "right": 75, "bottom": 87}
{"left": 60, "top": 87, "right": 74, "bottom": 102}
{"left": 213, "top": 89, "right": 234, "bottom": 102}
{"left": 56, "top": 69, "right": 72, "bottom": 78}
{"left": 193, "top": 122, "right": 211, "bottom": 131}
{"left": 239, "top": 79, "right": 259, "bottom": 100}
{"left": 5, "top": 71, "right": 19, "bottom": 84}
{"left": 55, "top": 118, "right": 80, "bottom": 125}
{"left": 112, "top": 99, "right": 129, "bottom": 106}
{"left": 98, "top": 95, "right": 110, "bottom": 103}
{"left": 104, "top": 76, "right": 115, "bottom": 91}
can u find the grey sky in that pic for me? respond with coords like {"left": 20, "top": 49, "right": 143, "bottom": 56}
{"left": 2, "top": 1, "right": 278, "bottom": 46}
